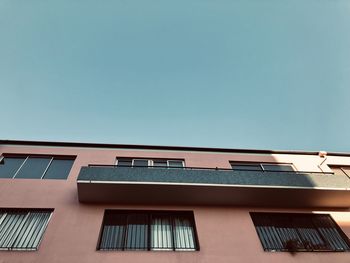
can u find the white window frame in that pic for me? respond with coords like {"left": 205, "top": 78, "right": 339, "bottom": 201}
{"left": 166, "top": 160, "right": 185, "bottom": 168}
{"left": 260, "top": 163, "right": 296, "bottom": 172}
{"left": 231, "top": 162, "right": 296, "bottom": 172}
{"left": 116, "top": 159, "right": 185, "bottom": 168}
{"left": 132, "top": 159, "right": 152, "bottom": 167}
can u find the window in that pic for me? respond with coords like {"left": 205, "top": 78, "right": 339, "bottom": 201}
{"left": 0, "top": 155, "right": 75, "bottom": 179}
{"left": 231, "top": 162, "right": 295, "bottom": 172}
{"left": 116, "top": 158, "right": 184, "bottom": 168}
{"left": 250, "top": 212, "right": 350, "bottom": 252}
{"left": 0, "top": 208, "right": 53, "bottom": 250}
{"left": 329, "top": 165, "right": 350, "bottom": 179}
{"left": 98, "top": 210, "right": 199, "bottom": 251}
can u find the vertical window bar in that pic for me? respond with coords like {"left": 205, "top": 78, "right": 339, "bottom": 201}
{"left": 12, "top": 212, "right": 38, "bottom": 249}
{"left": 24, "top": 212, "right": 50, "bottom": 250}
{"left": 0, "top": 213, "right": 6, "bottom": 226}
{"left": 171, "top": 215, "right": 176, "bottom": 251}
{"left": 260, "top": 164, "right": 265, "bottom": 172}
{"left": 99, "top": 211, "right": 198, "bottom": 251}
{"left": 0, "top": 209, "right": 52, "bottom": 251}
{"left": 122, "top": 214, "right": 129, "bottom": 250}
{"left": 100, "top": 225, "right": 107, "bottom": 249}
{"left": 147, "top": 215, "right": 151, "bottom": 251}
{"left": 1, "top": 212, "right": 29, "bottom": 249}
{"left": 251, "top": 213, "right": 350, "bottom": 252}
{"left": 313, "top": 215, "right": 350, "bottom": 251}
{"left": 293, "top": 215, "right": 328, "bottom": 251}
{"left": 40, "top": 157, "right": 54, "bottom": 179}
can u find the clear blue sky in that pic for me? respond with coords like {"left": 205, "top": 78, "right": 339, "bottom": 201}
{"left": 1, "top": 0, "right": 350, "bottom": 152}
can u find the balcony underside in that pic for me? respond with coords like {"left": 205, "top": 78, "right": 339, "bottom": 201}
{"left": 77, "top": 167, "right": 350, "bottom": 208}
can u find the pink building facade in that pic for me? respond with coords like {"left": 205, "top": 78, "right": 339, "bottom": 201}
{"left": 0, "top": 140, "right": 350, "bottom": 263}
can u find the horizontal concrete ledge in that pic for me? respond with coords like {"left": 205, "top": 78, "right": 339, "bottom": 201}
{"left": 77, "top": 181, "right": 350, "bottom": 208}
{"left": 77, "top": 180, "right": 350, "bottom": 191}
{"left": 77, "top": 167, "right": 350, "bottom": 207}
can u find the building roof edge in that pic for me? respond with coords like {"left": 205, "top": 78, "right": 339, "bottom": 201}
{"left": 0, "top": 139, "right": 349, "bottom": 157}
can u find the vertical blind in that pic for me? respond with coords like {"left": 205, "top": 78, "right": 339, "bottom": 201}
{"left": 250, "top": 212, "right": 350, "bottom": 252}
{"left": 0, "top": 209, "right": 52, "bottom": 250}
{"left": 99, "top": 210, "right": 198, "bottom": 251}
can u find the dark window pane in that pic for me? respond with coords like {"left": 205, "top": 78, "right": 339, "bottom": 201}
{"left": 125, "top": 214, "right": 148, "bottom": 250}
{"left": 168, "top": 161, "right": 184, "bottom": 168}
{"left": 15, "top": 157, "right": 51, "bottom": 179}
{"left": 330, "top": 167, "right": 346, "bottom": 176}
{"left": 262, "top": 164, "right": 294, "bottom": 172}
{"left": 99, "top": 210, "right": 198, "bottom": 251}
{"left": 313, "top": 215, "right": 350, "bottom": 251}
{"left": 100, "top": 213, "right": 127, "bottom": 250}
{"left": 293, "top": 216, "right": 329, "bottom": 250}
{"left": 341, "top": 168, "right": 350, "bottom": 177}
{"left": 174, "top": 216, "right": 197, "bottom": 251}
{"left": 151, "top": 216, "right": 173, "bottom": 250}
{"left": 250, "top": 213, "right": 350, "bottom": 252}
{"left": 0, "top": 157, "right": 26, "bottom": 178}
{"left": 330, "top": 166, "right": 350, "bottom": 177}
{"left": 11, "top": 211, "right": 52, "bottom": 250}
{"left": 43, "top": 159, "right": 74, "bottom": 180}
{"left": 133, "top": 159, "right": 149, "bottom": 167}
{"left": 153, "top": 160, "right": 168, "bottom": 168}
{"left": 117, "top": 159, "right": 132, "bottom": 167}
{"left": 231, "top": 163, "right": 262, "bottom": 171}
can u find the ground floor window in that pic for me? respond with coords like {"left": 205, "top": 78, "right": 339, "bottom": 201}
{"left": 98, "top": 210, "right": 199, "bottom": 251}
{"left": 250, "top": 212, "right": 350, "bottom": 252}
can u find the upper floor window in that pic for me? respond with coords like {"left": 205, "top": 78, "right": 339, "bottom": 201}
{"left": 329, "top": 165, "right": 350, "bottom": 178}
{"left": 0, "top": 155, "right": 75, "bottom": 180}
{"left": 98, "top": 210, "right": 199, "bottom": 251}
{"left": 0, "top": 208, "right": 53, "bottom": 250}
{"left": 231, "top": 162, "right": 295, "bottom": 172}
{"left": 250, "top": 212, "right": 350, "bottom": 252}
{"left": 116, "top": 158, "right": 184, "bottom": 168}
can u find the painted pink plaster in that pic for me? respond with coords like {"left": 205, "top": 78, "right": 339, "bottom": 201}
{"left": 0, "top": 144, "right": 350, "bottom": 263}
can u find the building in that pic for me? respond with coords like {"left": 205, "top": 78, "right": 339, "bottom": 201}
{"left": 0, "top": 139, "right": 350, "bottom": 263}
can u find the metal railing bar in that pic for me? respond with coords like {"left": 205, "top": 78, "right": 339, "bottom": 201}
{"left": 86, "top": 164, "right": 335, "bottom": 175}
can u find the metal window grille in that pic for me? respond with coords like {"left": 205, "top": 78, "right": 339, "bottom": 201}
{"left": 99, "top": 210, "right": 199, "bottom": 251}
{"left": 0, "top": 209, "right": 53, "bottom": 251}
{"left": 250, "top": 212, "right": 350, "bottom": 252}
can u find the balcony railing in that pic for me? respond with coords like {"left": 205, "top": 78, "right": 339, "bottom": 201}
{"left": 77, "top": 165, "right": 350, "bottom": 207}
{"left": 88, "top": 164, "right": 335, "bottom": 174}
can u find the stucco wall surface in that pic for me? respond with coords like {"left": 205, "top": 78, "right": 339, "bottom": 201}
{"left": 0, "top": 144, "right": 350, "bottom": 263}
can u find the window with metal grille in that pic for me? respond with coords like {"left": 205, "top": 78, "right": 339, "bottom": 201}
{"left": 0, "top": 209, "right": 53, "bottom": 251}
{"left": 116, "top": 158, "right": 184, "bottom": 168}
{"left": 250, "top": 212, "right": 350, "bottom": 252}
{"left": 0, "top": 155, "right": 75, "bottom": 179}
{"left": 98, "top": 210, "right": 199, "bottom": 251}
